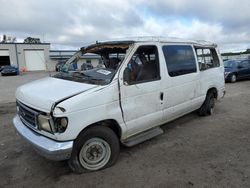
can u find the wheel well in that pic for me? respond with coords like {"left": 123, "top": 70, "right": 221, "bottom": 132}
{"left": 232, "top": 72, "right": 237, "bottom": 76}
{"left": 78, "top": 119, "right": 122, "bottom": 139}
{"left": 207, "top": 87, "right": 218, "bottom": 99}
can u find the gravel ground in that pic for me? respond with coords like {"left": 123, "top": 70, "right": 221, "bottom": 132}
{"left": 0, "top": 73, "right": 250, "bottom": 188}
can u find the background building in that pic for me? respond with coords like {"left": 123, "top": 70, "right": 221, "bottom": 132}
{"left": 0, "top": 44, "right": 101, "bottom": 71}
{"left": 0, "top": 43, "right": 50, "bottom": 71}
{"left": 49, "top": 50, "right": 101, "bottom": 69}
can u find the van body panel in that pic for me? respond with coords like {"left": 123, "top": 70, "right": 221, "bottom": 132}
{"left": 13, "top": 37, "right": 225, "bottom": 162}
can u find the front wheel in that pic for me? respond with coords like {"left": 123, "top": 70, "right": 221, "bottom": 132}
{"left": 68, "top": 126, "right": 120, "bottom": 173}
{"left": 230, "top": 74, "right": 237, "bottom": 83}
{"left": 198, "top": 92, "right": 216, "bottom": 116}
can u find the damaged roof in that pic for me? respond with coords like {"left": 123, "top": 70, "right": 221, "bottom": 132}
{"left": 82, "top": 41, "right": 133, "bottom": 54}
{"left": 81, "top": 36, "right": 217, "bottom": 54}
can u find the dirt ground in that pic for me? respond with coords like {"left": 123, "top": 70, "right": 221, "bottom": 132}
{"left": 0, "top": 74, "right": 250, "bottom": 188}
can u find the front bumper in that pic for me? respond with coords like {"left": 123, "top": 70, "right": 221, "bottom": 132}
{"left": 13, "top": 115, "right": 73, "bottom": 161}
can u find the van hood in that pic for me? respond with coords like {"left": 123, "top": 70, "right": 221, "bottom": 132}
{"left": 16, "top": 77, "right": 98, "bottom": 112}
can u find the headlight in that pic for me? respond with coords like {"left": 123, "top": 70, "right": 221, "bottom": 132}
{"left": 54, "top": 117, "right": 68, "bottom": 133}
{"left": 38, "top": 115, "right": 53, "bottom": 133}
{"left": 38, "top": 115, "right": 68, "bottom": 133}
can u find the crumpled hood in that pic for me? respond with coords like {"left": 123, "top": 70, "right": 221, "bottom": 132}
{"left": 16, "top": 77, "right": 98, "bottom": 112}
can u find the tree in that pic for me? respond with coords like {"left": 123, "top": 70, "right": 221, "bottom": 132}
{"left": 1, "top": 34, "right": 7, "bottom": 43}
{"left": 1, "top": 34, "right": 17, "bottom": 43}
{"left": 23, "top": 37, "right": 41, "bottom": 44}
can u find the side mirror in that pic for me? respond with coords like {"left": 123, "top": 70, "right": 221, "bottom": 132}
{"left": 123, "top": 67, "right": 130, "bottom": 85}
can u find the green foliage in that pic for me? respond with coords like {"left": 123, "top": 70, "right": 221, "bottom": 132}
{"left": 222, "top": 49, "right": 250, "bottom": 56}
{"left": 23, "top": 37, "right": 41, "bottom": 44}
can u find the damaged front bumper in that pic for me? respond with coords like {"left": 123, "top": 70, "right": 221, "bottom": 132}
{"left": 13, "top": 115, "right": 73, "bottom": 161}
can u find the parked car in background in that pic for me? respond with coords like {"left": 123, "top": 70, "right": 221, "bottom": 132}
{"left": 224, "top": 59, "right": 250, "bottom": 82}
{"left": 55, "top": 61, "right": 66, "bottom": 71}
{"left": 0, "top": 66, "right": 4, "bottom": 72}
{"left": 1, "top": 65, "right": 19, "bottom": 76}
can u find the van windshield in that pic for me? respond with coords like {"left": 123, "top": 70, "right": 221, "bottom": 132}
{"left": 54, "top": 68, "right": 116, "bottom": 85}
{"left": 54, "top": 41, "right": 133, "bottom": 85}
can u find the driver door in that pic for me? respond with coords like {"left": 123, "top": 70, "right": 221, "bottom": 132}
{"left": 119, "top": 45, "right": 163, "bottom": 138}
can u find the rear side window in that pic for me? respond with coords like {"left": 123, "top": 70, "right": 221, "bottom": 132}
{"left": 195, "top": 48, "right": 220, "bottom": 71}
{"left": 162, "top": 45, "right": 197, "bottom": 77}
{"left": 239, "top": 60, "right": 250, "bottom": 68}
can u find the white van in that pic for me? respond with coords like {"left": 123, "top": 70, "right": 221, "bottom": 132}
{"left": 13, "top": 37, "right": 225, "bottom": 173}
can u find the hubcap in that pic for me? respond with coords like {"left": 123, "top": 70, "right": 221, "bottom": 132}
{"left": 79, "top": 138, "right": 111, "bottom": 170}
{"left": 209, "top": 97, "right": 215, "bottom": 115}
{"left": 231, "top": 75, "right": 236, "bottom": 82}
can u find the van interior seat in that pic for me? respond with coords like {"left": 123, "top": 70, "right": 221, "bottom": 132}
{"left": 137, "top": 60, "right": 158, "bottom": 81}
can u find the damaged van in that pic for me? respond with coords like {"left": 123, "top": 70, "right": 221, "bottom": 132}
{"left": 13, "top": 37, "right": 225, "bottom": 173}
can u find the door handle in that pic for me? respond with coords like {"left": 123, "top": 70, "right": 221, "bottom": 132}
{"left": 160, "top": 92, "right": 164, "bottom": 101}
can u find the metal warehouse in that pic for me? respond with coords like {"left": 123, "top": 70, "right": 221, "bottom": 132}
{"left": 0, "top": 43, "right": 50, "bottom": 71}
{"left": 49, "top": 50, "right": 101, "bottom": 68}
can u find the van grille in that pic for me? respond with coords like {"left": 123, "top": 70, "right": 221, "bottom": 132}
{"left": 17, "top": 101, "right": 39, "bottom": 129}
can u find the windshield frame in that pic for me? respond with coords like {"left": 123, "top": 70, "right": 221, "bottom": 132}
{"left": 54, "top": 41, "right": 135, "bottom": 85}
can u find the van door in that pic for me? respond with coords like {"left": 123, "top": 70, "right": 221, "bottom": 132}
{"left": 161, "top": 45, "right": 201, "bottom": 121}
{"left": 119, "top": 45, "right": 163, "bottom": 137}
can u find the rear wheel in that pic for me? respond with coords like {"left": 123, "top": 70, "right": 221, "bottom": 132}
{"left": 68, "top": 126, "right": 120, "bottom": 173}
{"left": 198, "top": 92, "right": 216, "bottom": 116}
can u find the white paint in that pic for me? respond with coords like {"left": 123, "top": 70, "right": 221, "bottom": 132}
{"left": 0, "top": 50, "right": 9, "bottom": 56}
{"left": 24, "top": 50, "right": 46, "bottom": 71}
{"left": 16, "top": 77, "right": 98, "bottom": 112}
{"left": 97, "top": 69, "right": 112, "bottom": 75}
{"left": 15, "top": 38, "right": 225, "bottom": 143}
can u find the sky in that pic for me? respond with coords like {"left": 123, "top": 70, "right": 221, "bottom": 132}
{"left": 0, "top": 0, "right": 250, "bottom": 52}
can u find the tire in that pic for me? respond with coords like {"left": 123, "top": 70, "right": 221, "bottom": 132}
{"left": 68, "top": 126, "right": 120, "bottom": 173}
{"left": 230, "top": 74, "right": 237, "bottom": 83}
{"left": 198, "top": 92, "right": 216, "bottom": 116}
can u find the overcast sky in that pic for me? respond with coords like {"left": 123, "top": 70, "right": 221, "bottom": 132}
{"left": 0, "top": 0, "right": 250, "bottom": 52}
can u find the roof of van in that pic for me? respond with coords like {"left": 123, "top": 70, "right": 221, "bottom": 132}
{"left": 81, "top": 36, "right": 217, "bottom": 52}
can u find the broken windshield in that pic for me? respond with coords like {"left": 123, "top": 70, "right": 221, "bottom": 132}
{"left": 54, "top": 68, "right": 116, "bottom": 85}
{"left": 53, "top": 41, "right": 133, "bottom": 85}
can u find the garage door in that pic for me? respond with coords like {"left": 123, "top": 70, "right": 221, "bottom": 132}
{"left": 0, "top": 50, "right": 9, "bottom": 56}
{"left": 25, "top": 50, "right": 46, "bottom": 71}
{"left": 0, "top": 50, "right": 10, "bottom": 66}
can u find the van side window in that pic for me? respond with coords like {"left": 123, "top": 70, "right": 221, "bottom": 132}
{"left": 195, "top": 48, "right": 220, "bottom": 71}
{"left": 162, "top": 45, "right": 197, "bottom": 77}
{"left": 126, "top": 45, "right": 160, "bottom": 84}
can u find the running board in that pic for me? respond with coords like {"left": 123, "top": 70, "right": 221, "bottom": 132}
{"left": 122, "top": 127, "right": 164, "bottom": 147}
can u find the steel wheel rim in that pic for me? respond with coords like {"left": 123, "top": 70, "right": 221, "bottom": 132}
{"left": 209, "top": 97, "right": 215, "bottom": 115}
{"left": 79, "top": 138, "right": 111, "bottom": 170}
